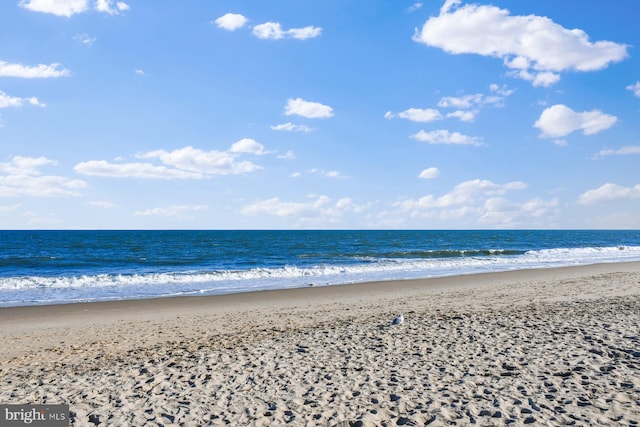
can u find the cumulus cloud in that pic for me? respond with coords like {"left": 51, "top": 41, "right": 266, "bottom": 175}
{"left": 141, "top": 146, "right": 262, "bottom": 175}
{"left": 252, "top": 22, "right": 322, "bottom": 40}
{"left": 0, "top": 156, "right": 55, "bottom": 175}
{"left": 214, "top": 13, "right": 248, "bottom": 31}
{"left": 241, "top": 195, "right": 330, "bottom": 217}
{"left": 385, "top": 108, "right": 442, "bottom": 123}
{"left": 534, "top": 104, "right": 617, "bottom": 138}
{"left": 394, "top": 178, "right": 555, "bottom": 227}
{"left": 95, "top": 0, "right": 129, "bottom": 15}
{"left": 20, "top": 0, "right": 129, "bottom": 16}
{"left": 399, "top": 179, "right": 527, "bottom": 210}
{"left": 627, "top": 81, "right": 640, "bottom": 98}
{"left": 19, "top": 0, "right": 89, "bottom": 17}
{"left": 418, "top": 167, "right": 440, "bottom": 179}
{"left": 75, "top": 141, "right": 267, "bottom": 179}
{"left": 411, "top": 129, "right": 483, "bottom": 146}
{"left": 413, "top": 1, "right": 628, "bottom": 86}
{"left": 388, "top": 84, "right": 511, "bottom": 125}
{"left": 0, "top": 156, "right": 86, "bottom": 197}
{"left": 0, "top": 61, "right": 71, "bottom": 78}
{"left": 446, "top": 110, "right": 476, "bottom": 122}
{"left": 285, "top": 98, "right": 333, "bottom": 119}
{"left": 578, "top": 183, "right": 640, "bottom": 205}
{"left": 240, "top": 195, "right": 369, "bottom": 225}
{"left": 270, "top": 122, "right": 314, "bottom": 132}
{"left": 229, "top": 138, "right": 270, "bottom": 155}
{"left": 0, "top": 91, "right": 44, "bottom": 108}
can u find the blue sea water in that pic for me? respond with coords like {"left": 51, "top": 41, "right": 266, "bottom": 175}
{"left": 1, "top": 230, "right": 640, "bottom": 307}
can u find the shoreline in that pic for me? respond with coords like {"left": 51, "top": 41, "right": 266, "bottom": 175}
{"left": 1, "top": 261, "right": 640, "bottom": 360}
{"left": 2, "top": 261, "right": 640, "bottom": 425}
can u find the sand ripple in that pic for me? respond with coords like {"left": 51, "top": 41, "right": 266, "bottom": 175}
{"left": 2, "top": 295, "right": 640, "bottom": 426}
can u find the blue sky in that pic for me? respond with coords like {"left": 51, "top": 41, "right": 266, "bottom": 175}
{"left": 0, "top": 0, "right": 639, "bottom": 229}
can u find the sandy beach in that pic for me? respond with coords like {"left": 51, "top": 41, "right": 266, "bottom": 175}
{"left": 1, "top": 262, "right": 639, "bottom": 426}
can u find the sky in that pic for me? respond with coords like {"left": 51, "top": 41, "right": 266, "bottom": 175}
{"left": 0, "top": 0, "right": 639, "bottom": 229}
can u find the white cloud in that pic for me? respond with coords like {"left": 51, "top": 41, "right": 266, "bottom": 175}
{"left": 440, "top": 0, "right": 461, "bottom": 14}
{"left": 0, "top": 156, "right": 55, "bottom": 175}
{"left": 241, "top": 195, "right": 330, "bottom": 217}
{"left": 214, "top": 13, "right": 248, "bottom": 31}
{"left": 512, "top": 69, "right": 561, "bottom": 87}
{"left": 411, "top": 129, "right": 483, "bottom": 146}
{"left": 414, "top": 1, "right": 628, "bottom": 86}
{"left": 19, "top": 0, "right": 128, "bottom": 16}
{"left": 0, "top": 91, "right": 45, "bottom": 108}
{"left": 252, "top": 22, "right": 285, "bottom": 39}
{"left": 595, "top": 145, "right": 640, "bottom": 158}
{"left": 135, "top": 69, "right": 144, "bottom": 75}
{"left": 394, "top": 178, "right": 553, "bottom": 227}
{"left": 438, "top": 94, "right": 483, "bottom": 109}
{"left": 553, "top": 139, "right": 568, "bottom": 147}
{"left": 74, "top": 160, "right": 203, "bottom": 179}
{"left": 134, "top": 205, "right": 208, "bottom": 217}
{"left": 0, "top": 95, "right": 43, "bottom": 108}
{"left": 534, "top": 104, "right": 617, "bottom": 138}
{"left": 95, "top": 0, "right": 129, "bottom": 15}
{"left": 434, "top": 85, "right": 511, "bottom": 121}
{"left": 0, "top": 61, "right": 71, "bottom": 78}
{"left": 408, "top": 2, "right": 423, "bottom": 13}
{"left": 252, "top": 22, "right": 322, "bottom": 40}
{"left": 229, "top": 138, "right": 269, "bottom": 155}
{"left": 240, "top": 195, "right": 368, "bottom": 225}
{"left": 399, "top": 179, "right": 527, "bottom": 210}
{"left": 385, "top": 108, "right": 442, "bottom": 123}
{"left": 308, "top": 168, "right": 348, "bottom": 179}
{"left": 0, "top": 156, "right": 86, "bottom": 197}
{"left": 76, "top": 142, "right": 266, "bottom": 179}
{"left": 73, "top": 33, "right": 96, "bottom": 45}
{"left": 278, "top": 150, "right": 296, "bottom": 160}
{"left": 627, "top": 81, "right": 640, "bottom": 98}
{"left": 285, "top": 98, "right": 333, "bottom": 119}
{"left": 287, "top": 26, "right": 323, "bottom": 40}
{"left": 388, "top": 85, "right": 511, "bottom": 125}
{"left": 446, "top": 110, "right": 476, "bottom": 122}
{"left": 418, "top": 167, "right": 440, "bottom": 179}
{"left": 438, "top": 91, "right": 506, "bottom": 109}
{"left": 19, "top": 0, "right": 89, "bottom": 17}
{"left": 142, "top": 145, "right": 262, "bottom": 175}
{"left": 578, "top": 183, "right": 640, "bottom": 205}
{"left": 270, "top": 122, "right": 314, "bottom": 132}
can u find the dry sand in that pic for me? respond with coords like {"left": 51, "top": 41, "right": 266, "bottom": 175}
{"left": 1, "top": 262, "right": 639, "bottom": 426}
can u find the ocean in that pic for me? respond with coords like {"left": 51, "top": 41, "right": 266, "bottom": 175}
{"left": 1, "top": 230, "right": 640, "bottom": 307}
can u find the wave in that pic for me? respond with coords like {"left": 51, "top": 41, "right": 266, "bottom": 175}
{"left": 2, "top": 245, "right": 640, "bottom": 294}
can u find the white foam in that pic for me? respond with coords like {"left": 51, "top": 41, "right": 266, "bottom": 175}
{"left": 2, "top": 245, "right": 640, "bottom": 306}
